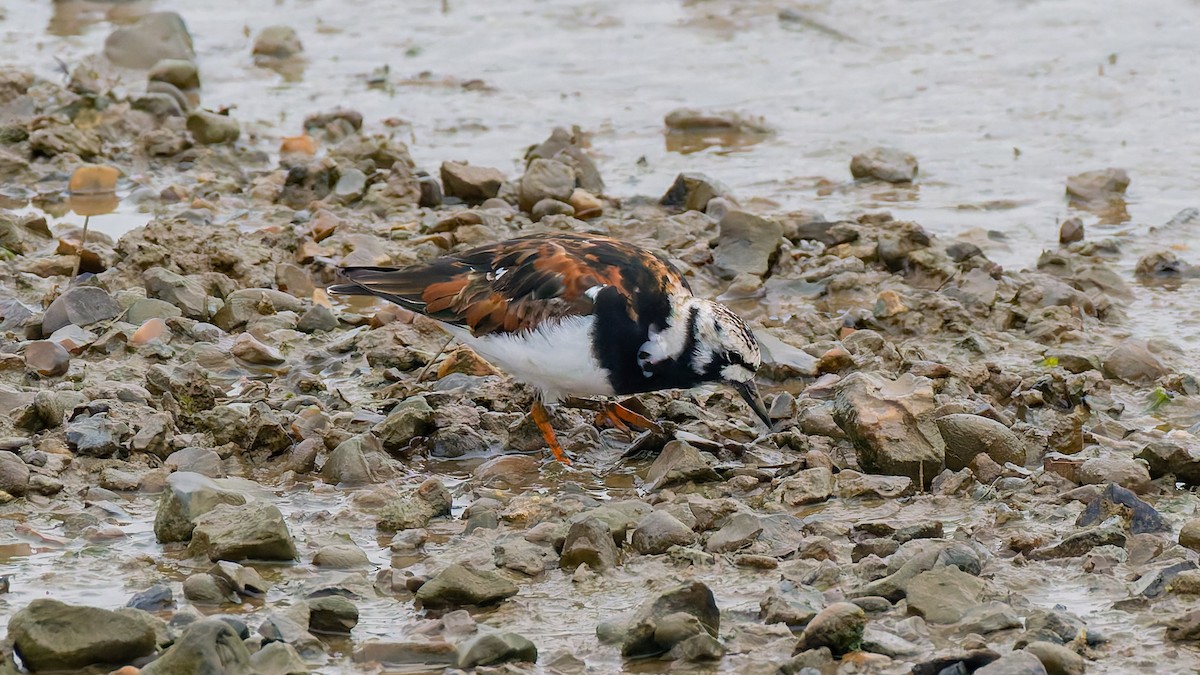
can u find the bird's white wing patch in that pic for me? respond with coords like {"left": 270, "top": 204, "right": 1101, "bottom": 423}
{"left": 584, "top": 284, "right": 606, "bottom": 301}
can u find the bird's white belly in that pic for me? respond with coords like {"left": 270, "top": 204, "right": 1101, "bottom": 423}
{"left": 440, "top": 315, "right": 616, "bottom": 402}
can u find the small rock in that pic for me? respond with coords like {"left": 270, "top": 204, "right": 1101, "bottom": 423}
{"left": 24, "top": 341, "right": 70, "bottom": 376}
{"left": 1075, "top": 457, "right": 1152, "bottom": 494}
{"left": 187, "top": 110, "right": 240, "bottom": 145}
{"left": 127, "top": 583, "right": 175, "bottom": 612}
{"left": 1102, "top": 340, "right": 1168, "bottom": 384}
{"left": 250, "top": 641, "right": 309, "bottom": 675}
{"left": 66, "top": 414, "right": 129, "bottom": 458}
{"left": 182, "top": 573, "right": 237, "bottom": 605}
{"left": 850, "top": 147, "right": 918, "bottom": 183}
{"left": 0, "top": 450, "right": 29, "bottom": 497}
{"left": 41, "top": 286, "right": 121, "bottom": 336}
{"left": 165, "top": 446, "right": 224, "bottom": 477}
{"left": 140, "top": 620, "right": 253, "bottom": 675}
{"left": 494, "top": 538, "right": 556, "bottom": 575}
{"left": 632, "top": 510, "right": 698, "bottom": 555}
{"left": 440, "top": 161, "right": 506, "bottom": 203}
{"left": 1077, "top": 482, "right": 1166, "bottom": 533}
{"left": 646, "top": 440, "right": 720, "bottom": 490}
{"left": 560, "top": 517, "right": 620, "bottom": 571}
{"left": 530, "top": 197, "right": 575, "bottom": 221}
{"left": 976, "top": 650, "right": 1050, "bottom": 675}
{"left": 210, "top": 560, "right": 269, "bottom": 597}
{"left": 568, "top": 188, "right": 603, "bottom": 217}
{"left": 154, "top": 472, "right": 248, "bottom": 543}
{"left": 832, "top": 372, "right": 943, "bottom": 487}
{"left": 231, "top": 333, "right": 286, "bottom": 365}
{"left": 297, "top": 304, "right": 338, "bottom": 332}
{"left": 1059, "top": 217, "right": 1085, "bottom": 244}
{"left": 959, "top": 602, "right": 1022, "bottom": 634}
{"left": 377, "top": 477, "right": 451, "bottom": 530}
{"left": 936, "top": 414, "right": 1026, "bottom": 470}
{"left": 189, "top": 502, "right": 298, "bottom": 562}
{"left": 8, "top": 598, "right": 156, "bottom": 671}
{"left": 793, "top": 602, "right": 867, "bottom": 657}
{"left": 618, "top": 582, "right": 720, "bottom": 658}
{"left": 144, "top": 267, "right": 209, "bottom": 318}
{"left": 1030, "top": 526, "right": 1126, "bottom": 560}
{"left": 149, "top": 58, "right": 200, "bottom": 91}
{"left": 1181, "top": 519, "right": 1200, "bottom": 552}
{"left": 253, "top": 26, "right": 304, "bottom": 59}
{"left": 308, "top": 595, "right": 359, "bottom": 635}
{"left": 1022, "top": 638, "right": 1089, "bottom": 672}
{"left": 713, "top": 210, "right": 782, "bottom": 278}
{"left": 104, "top": 12, "right": 195, "bottom": 69}
{"left": 320, "top": 433, "right": 378, "bottom": 487}
{"left": 659, "top": 172, "right": 734, "bottom": 212}
{"left": 415, "top": 563, "right": 518, "bottom": 609}
{"left": 705, "top": 513, "right": 763, "bottom": 553}
{"left": 458, "top": 631, "right": 538, "bottom": 669}
{"left": 775, "top": 467, "right": 833, "bottom": 505}
{"left": 1066, "top": 168, "right": 1129, "bottom": 204}
{"left": 905, "top": 566, "right": 985, "bottom": 624}
{"left": 313, "top": 544, "right": 370, "bottom": 569}
{"left": 373, "top": 396, "right": 435, "bottom": 451}
{"left": 518, "top": 158, "right": 575, "bottom": 212}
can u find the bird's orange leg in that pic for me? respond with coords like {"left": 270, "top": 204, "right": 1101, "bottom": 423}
{"left": 530, "top": 399, "right": 572, "bottom": 465}
{"left": 595, "top": 401, "right": 664, "bottom": 435}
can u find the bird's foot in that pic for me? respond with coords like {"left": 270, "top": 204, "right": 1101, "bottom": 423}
{"left": 530, "top": 399, "right": 572, "bottom": 466}
{"left": 593, "top": 401, "right": 664, "bottom": 435}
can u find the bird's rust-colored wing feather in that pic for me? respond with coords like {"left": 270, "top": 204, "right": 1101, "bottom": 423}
{"left": 329, "top": 232, "right": 689, "bottom": 336}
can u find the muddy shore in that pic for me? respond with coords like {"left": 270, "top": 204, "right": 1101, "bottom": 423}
{"left": 3, "top": 6, "right": 1200, "bottom": 675}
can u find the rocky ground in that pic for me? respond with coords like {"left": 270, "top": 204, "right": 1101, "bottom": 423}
{"left": 2, "top": 10, "right": 1200, "bottom": 675}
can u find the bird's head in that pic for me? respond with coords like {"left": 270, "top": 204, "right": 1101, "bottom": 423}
{"left": 688, "top": 298, "right": 771, "bottom": 429}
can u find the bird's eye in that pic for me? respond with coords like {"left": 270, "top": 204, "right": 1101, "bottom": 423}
{"left": 725, "top": 351, "right": 743, "bottom": 366}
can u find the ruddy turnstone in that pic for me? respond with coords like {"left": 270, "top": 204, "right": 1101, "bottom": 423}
{"left": 328, "top": 232, "right": 769, "bottom": 464}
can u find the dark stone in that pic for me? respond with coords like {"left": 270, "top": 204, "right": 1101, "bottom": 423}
{"left": 1076, "top": 482, "right": 1168, "bottom": 534}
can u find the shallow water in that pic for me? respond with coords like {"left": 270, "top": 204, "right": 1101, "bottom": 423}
{"left": 5, "top": 0, "right": 1200, "bottom": 672}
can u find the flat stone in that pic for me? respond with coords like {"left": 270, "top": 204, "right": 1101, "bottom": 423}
{"left": 441, "top": 161, "right": 507, "bottom": 203}
{"left": 1075, "top": 457, "right": 1152, "bottom": 494}
{"left": 705, "top": 513, "right": 763, "bottom": 553}
{"left": 1024, "top": 641, "right": 1085, "bottom": 675}
{"left": 189, "top": 501, "right": 298, "bottom": 562}
{"left": 415, "top": 563, "right": 517, "bottom": 609}
{"left": 65, "top": 414, "right": 129, "bottom": 457}
{"left": 1077, "top": 482, "right": 1166, "bottom": 533}
{"left": 308, "top": 595, "right": 358, "bottom": 635}
{"left": 832, "top": 372, "right": 943, "bottom": 487}
{"left": 976, "top": 650, "right": 1049, "bottom": 675}
{"left": 713, "top": 210, "right": 782, "bottom": 278}
{"left": 253, "top": 25, "right": 303, "bottom": 58}
{"left": 42, "top": 286, "right": 121, "bottom": 336}
{"left": 1103, "top": 340, "right": 1168, "bottom": 384}
{"left": 1031, "top": 526, "right": 1126, "bottom": 560}
{"left": 250, "top": 641, "right": 308, "bottom": 675}
{"left": 231, "top": 333, "right": 286, "bottom": 365}
{"left": 182, "top": 573, "right": 237, "bottom": 605}
{"left": 850, "top": 147, "right": 918, "bottom": 183}
{"left": 632, "top": 510, "right": 698, "bottom": 555}
{"left": 352, "top": 641, "right": 457, "bottom": 667}
{"left": 457, "top": 631, "right": 538, "bottom": 669}
{"left": 905, "top": 566, "right": 985, "bottom": 624}
{"left": 143, "top": 267, "right": 209, "bottom": 319}
{"left": 493, "top": 538, "right": 556, "bottom": 575}
{"left": 775, "top": 467, "right": 833, "bottom": 505}
{"left": 165, "top": 446, "right": 224, "bottom": 477}
{"left": 313, "top": 544, "right": 370, "bottom": 569}
{"left": 127, "top": 583, "right": 175, "bottom": 612}
{"left": 9, "top": 598, "right": 156, "bottom": 671}
{"left": 104, "top": 12, "right": 195, "bottom": 69}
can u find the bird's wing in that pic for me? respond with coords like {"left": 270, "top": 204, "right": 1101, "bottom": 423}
{"left": 329, "top": 232, "right": 690, "bottom": 336}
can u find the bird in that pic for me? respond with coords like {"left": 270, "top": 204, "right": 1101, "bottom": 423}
{"left": 327, "top": 231, "right": 770, "bottom": 464}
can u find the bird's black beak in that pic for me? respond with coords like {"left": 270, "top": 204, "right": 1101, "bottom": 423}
{"left": 733, "top": 380, "right": 772, "bottom": 430}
